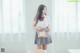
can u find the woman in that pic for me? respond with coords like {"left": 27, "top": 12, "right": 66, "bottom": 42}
{"left": 33, "top": 4, "right": 52, "bottom": 53}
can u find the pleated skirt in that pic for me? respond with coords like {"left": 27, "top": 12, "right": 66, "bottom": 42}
{"left": 34, "top": 28, "right": 52, "bottom": 45}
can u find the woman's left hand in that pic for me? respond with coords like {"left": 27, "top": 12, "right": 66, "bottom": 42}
{"left": 46, "top": 26, "right": 50, "bottom": 32}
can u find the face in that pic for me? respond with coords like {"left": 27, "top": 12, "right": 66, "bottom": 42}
{"left": 42, "top": 7, "right": 47, "bottom": 15}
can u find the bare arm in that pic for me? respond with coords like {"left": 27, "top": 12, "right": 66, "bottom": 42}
{"left": 33, "top": 21, "right": 37, "bottom": 29}
{"left": 33, "top": 21, "right": 43, "bottom": 31}
{"left": 46, "top": 24, "right": 50, "bottom": 32}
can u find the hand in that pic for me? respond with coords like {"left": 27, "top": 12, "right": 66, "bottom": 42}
{"left": 37, "top": 27, "right": 43, "bottom": 32}
{"left": 39, "top": 36, "right": 46, "bottom": 38}
{"left": 46, "top": 27, "right": 50, "bottom": 32}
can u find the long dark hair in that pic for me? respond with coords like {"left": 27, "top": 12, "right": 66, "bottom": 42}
{"left": 34, "top": 4, "right": 47, "bottom": 24}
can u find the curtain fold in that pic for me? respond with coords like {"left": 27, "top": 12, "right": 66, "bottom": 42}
{"left": 0, "top": 0, "right": 26, "bottom": 34}
{"left": 52, "top": 0, "right": 80, "bottom": 33}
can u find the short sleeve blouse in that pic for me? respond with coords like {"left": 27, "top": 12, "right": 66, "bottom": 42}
{"left": 36, "top": 15, "right": 50, "bottom": 28}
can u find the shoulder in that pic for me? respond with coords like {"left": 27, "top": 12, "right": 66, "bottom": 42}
{"left": 45, "top": 15, "right": 50, "bottom": 21}
{"left": 45, "top": 15, "right": 50, "bottom": 18}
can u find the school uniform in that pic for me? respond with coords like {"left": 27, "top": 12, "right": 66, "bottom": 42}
{"left": 34, "top": 15, "right": 52, "bottom": 45}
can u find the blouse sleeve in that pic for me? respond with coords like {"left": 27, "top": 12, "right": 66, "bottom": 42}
{"left": 44, "top": 16, "right": 51, "bottom": 32}
{"left": 45, "top": 16, "right": 51, "bottom": 26}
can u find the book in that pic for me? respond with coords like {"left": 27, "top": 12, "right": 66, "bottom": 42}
{"left": 38, "top": 31, "right": 47, "bottom": 38}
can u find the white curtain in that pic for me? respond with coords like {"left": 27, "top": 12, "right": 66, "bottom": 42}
{"left": 0, "top": 0, "right": 26, "bottom": 34}
{"left": 52, "top": 0, "right": 80, "bottom": 33}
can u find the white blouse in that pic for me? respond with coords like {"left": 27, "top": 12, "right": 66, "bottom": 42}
{"left": 36, "top": 15, "right": 50, "bottom": 28}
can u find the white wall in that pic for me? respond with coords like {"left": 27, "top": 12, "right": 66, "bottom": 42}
{"left": 52, "top": 0, "right": 80, "bottom": 53}
{"left": 0, "top": 0, "right": 53, "bottom": 53}
{"left": 0, "top": 0, "right": 80, "bottom": 53}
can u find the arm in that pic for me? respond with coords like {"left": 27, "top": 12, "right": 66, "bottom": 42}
{"left": 33, "top": 21, "right": 43, "bottom": 31}
{"left": 46, "top": 24, "right": 50, "bottom": 32}
{"left": 46, "top": 16, "right": 51, "bottom": 32}
{"left": 33, "top": 21, "right": 37, "bottom": 29}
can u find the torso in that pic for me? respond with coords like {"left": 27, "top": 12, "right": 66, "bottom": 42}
{"left": 37, "top": 15, "right": 49, "bottom": 28}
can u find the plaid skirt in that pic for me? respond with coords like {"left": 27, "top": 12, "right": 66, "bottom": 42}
{"left": 34, "top": 28, "right": 52, "bottom": 45}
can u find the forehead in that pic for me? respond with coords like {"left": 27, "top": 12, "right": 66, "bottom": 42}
{"left": 44, "top": 7, "right": 47, "bottom": 9}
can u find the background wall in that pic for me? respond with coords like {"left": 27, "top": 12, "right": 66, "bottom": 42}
{"left": 0, "top": 0, "right": 80, "bottom": 53}
{"left": 0, "top": 0, "right": 53, "bottom": 53}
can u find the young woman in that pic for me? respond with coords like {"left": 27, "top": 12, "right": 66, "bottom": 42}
{"left": 33, "top": 4, "right": 52, "bottom": 53}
